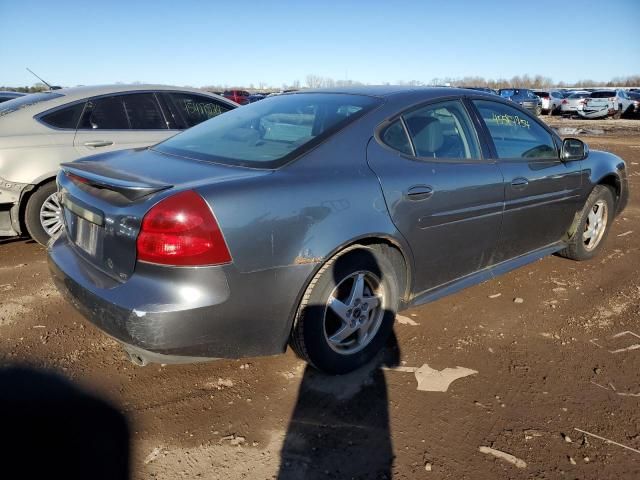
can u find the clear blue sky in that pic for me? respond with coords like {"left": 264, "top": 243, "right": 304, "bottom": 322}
{"left": 1, "top": 0, "right": 638, "bottom": 88}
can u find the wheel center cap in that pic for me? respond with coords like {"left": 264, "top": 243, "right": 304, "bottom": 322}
{"left": 353, "top": 308, "right": 362, "bottom": 318}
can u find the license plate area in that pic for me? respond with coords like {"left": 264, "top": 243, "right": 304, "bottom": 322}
{"left": 74, "top": 216, "right": 100, "bottom": 256}
{"left": 61, "top": 193, "right": 104, "bottom": 258}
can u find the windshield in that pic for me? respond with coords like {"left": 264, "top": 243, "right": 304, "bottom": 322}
{"left": 154, "top": 93, "right": 381, "bottom": 168}
{"left": 499, "top": 89, "right": 515, "bottom": 98}
{"left": 0, "top": 92, "right": 64, "bottom": 117}
{"left": 590, "top": 91, "right": 615, "bottom": 98}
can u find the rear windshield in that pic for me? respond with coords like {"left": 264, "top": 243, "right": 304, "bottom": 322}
{"left": 590, "top": 91, "right": 616, "bottom": 98}
{"left": 499, "top": 89, "right": 515, "bottom": 97}
{"left": 0, "top": 92, "right": 64, "bottom": 117}
{"left": 154, "top": 93, "right": 381, "bottom": 168}
{"left": 568, "top": 92, "right": 590, "bottom": 99}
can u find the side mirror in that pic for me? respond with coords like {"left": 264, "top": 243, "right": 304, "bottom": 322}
{"left": 562, "top": 138, "right": 589, "bottom": 161}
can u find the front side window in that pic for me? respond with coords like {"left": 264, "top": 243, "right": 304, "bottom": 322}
{"left": 40, "top": 102, "right": 85, "bottom": 129}
{"left": 154, "top": 93, "right": 380, "bottom": 168}
{"left": 122, "top": 93, "right": 166, "bottom": 130}
{"left": 402, "top": 101, "right": 480, "bottom": 159}
{"left": 163, "top": 93, "right": 232, "bottom": 128}
{"left": 78, "top": 96, "right": 129, "bottom": 130}
{"left": 473, "top": 100, "right": 557, "bottom": 160}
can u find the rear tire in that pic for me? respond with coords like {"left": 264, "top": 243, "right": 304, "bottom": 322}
{"left": 290, "top": 246, "right": 399, "bottom": 374}
{"left": 24, "top": 181, "right": 62, "bottom": 246}
{"left": 559, "top": 185, "right": 614, "bottom": 261}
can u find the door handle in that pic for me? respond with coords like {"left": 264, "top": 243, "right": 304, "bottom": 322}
{"left": 83, "top": 140, "right": 114, "bottom": 148}
{"left": 406, "top": 185, "right": 433, "bottom": 200}
{"left": 511, "top": 177, "right": 529, "bottom": 190}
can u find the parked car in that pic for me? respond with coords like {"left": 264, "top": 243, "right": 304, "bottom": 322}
{"left": 49, "top": 87, "right": 628, "bottom": 374}
{"left": 533, "top": 90, "right": 564, "bottom": 115}
{"left": 247, "top": 93, "right": 266, "bottom": 103}
{"left": 627, "top": 91, "right": 640, "bottom": 118}
{"left": 223, "top": 90, "right": 251, "bottom": 105}
{"left": 560, "top": 91, "right": 591, "bottom": 115}
{"left": 577, "top": 90, "right": 633, "bottom": 119}
{"left": 498, "top": 88, "right": 542, "bottom": 115}
{"left": 0, "top": 91, "right": 26, "bottom": 103}
{"left": 0, "top": 85, "right": 237, "bottom": 244}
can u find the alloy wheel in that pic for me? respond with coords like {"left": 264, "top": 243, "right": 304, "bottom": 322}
{"left": 323, "top": 271, "right": 385, "bottom": 355}
{"left": 583, "top": 199, "right": 608, "bottom": 251}
{"left": 40, "top": 193, "right": 63, "bottom": 237}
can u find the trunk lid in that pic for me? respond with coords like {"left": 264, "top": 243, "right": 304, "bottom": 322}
{"left": 58, "top": 147, "right": 272, "bottom": 282}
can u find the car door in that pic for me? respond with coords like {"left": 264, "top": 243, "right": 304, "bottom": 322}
{"left": 470, "top": 99, "right": 583, "bottom": 263}
{"left": 73, "top": 92, "right": 172, "bottom": 156}
{"left": 367, "top": 99, "right": 504, "bottom": 295}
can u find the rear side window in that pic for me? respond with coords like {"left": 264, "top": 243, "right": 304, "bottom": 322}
{"left": 473, "top": 100, "right": 557, "bottom": 160}
{"left": 402, "top": 100, "right": 480, "bottom": 159}
{"left": 40, "top": 102, "right": 85, "bottom": 129}
{"left": 161, "top": 93, "right": 232, "bottom": 128}
{"left": 78, "top": 96, "right": 129, "bottom": 130}
{"left": 122, "top": 93, "right": 166, "bottom": 129}
{"left": 381, "top": 120, "right": 412, "bottom": 155}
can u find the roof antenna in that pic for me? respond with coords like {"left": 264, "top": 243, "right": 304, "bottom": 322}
{"left": 26, "top": 68, "right": 61, "bottom": 90}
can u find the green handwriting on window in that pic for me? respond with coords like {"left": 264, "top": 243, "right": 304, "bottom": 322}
{"left": 492, "top": 112, "right": 530, "bottom": 129}
{"left": 183, "top": 101, "right": 224, "bottom": 119}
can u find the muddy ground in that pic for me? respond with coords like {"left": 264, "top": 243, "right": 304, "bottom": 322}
{"left": 1, "top": 132, "right": 639, "bottom": 479}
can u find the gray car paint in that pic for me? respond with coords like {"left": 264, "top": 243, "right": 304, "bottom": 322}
{"left": 48, "top": 87, "right": 629, "bottom": 363}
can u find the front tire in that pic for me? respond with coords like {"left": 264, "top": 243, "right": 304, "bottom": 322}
{"left": 24, "top": 181, "right": 63, "bottom": 246}
{"left": 290, "top": 246, "right": 399, "bottom": 374}
{"left": 559, "top": 185, "right": 614, "bottom": 261}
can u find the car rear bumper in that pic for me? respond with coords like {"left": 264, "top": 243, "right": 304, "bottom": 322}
{"left": 48, "top": 231, "right": 316, "bottom": 362}
{"left": 0, "top": 178, "right": 30, "bottom": 236}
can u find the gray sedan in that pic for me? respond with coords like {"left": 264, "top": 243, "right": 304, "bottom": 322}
{"left": 49, "top": 87, "right": 629, "bottom": 374}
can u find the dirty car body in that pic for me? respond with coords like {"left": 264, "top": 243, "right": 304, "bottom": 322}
{"left": 48, "top": 87, "right": 629, "bottom": 369}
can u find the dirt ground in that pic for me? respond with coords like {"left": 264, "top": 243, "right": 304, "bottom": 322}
{"left": 1, "top": 132, "right": 639, "bottom": 479}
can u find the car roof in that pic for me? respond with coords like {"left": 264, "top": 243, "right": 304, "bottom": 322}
{"left": 286, "top": 85, "right": 496, "bottom": 100}
{"left": 50, "top": 84, "right": 221, "bottom": 103}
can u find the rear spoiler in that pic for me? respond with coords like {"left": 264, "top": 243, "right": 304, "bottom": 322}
{"left": 60, "top": 164, "right": 172, "bottom": 202}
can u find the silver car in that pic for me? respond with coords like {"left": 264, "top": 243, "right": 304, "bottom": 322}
{"left": 0, "top": 85, "right": 236, "bottom": 244}
{"left": 560, "top": 91, "right": 591, "bottom": 115}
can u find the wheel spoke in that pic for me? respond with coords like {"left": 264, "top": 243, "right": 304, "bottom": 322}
{"left": 587, "top": 209, "right": 597, "bottom": 226}
{"left": 347, "top": 273, "right": 365, "bottom": 305}
{"left": 327, "top": 296, "right": 350, "bottom": 321}
{"left": 42, "top": 218, "right": 60, "bottom": 227}
{"left": 364, "top": 294, "right": 381, "bottom": 311}
{"left": 329, "top": 323, "right": 356, "bottom": 344}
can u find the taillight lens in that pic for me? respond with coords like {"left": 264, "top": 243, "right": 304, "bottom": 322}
{"left": 137, "top": 190, "right": 231, "bottom": 266}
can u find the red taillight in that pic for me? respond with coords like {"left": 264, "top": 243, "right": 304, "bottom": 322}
{"left": 136, "top": 190, "right": 231, "bottom": 266}
{"left": 66, "top": 172, "right": 90, "bottom": 184}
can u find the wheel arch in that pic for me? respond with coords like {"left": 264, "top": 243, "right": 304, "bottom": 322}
{"left": 18, "top": 176, "right": 57, "bottom": 234}
{"left": 596, "top": 173, "right": 621, "bottom": 207}
{"left": 283, "top": 234, "right": 413, "bottom": 351}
